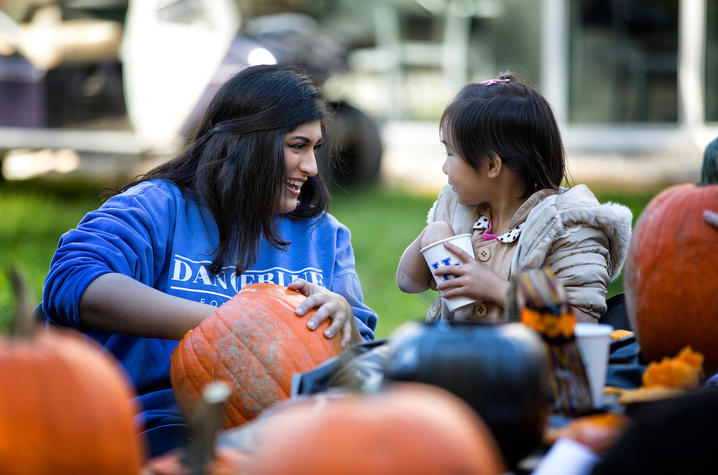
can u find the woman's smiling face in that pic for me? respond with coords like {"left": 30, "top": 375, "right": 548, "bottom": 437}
{"left": 278, "top": 120, "right": 322, "bottom": 214}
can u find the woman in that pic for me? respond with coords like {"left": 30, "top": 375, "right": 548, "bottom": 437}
{"left": 42, "top": 64, "right": 378, "bottom": 456}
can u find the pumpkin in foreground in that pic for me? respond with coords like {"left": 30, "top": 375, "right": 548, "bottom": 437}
{"left": 0, "top": 270, "right": 144, "bottom": 474}
{"left": 624, "top": 183, "right": 718, "bottom": 373}
{"left": 0, "top": 325, "right": 144, "bottom": 474}
{"left": 170, "top": 283, "right": 344, "bottom": 428}
{"left": 245, "top": 382, "right": 506, "bottom": 475}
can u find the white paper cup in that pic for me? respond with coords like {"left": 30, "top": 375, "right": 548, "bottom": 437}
{"left": 532, "top": 437, "right": 599, "bottom": 475}
{"left": 420, "top": 233, "right": 476, "bottom": 311}
{"left": 574, "top": 323, "right": 613, "bottom": 408}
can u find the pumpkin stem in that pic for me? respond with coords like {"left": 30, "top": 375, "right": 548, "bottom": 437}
{"left": 8, "top": 269, "right": 36, "bottom": 339}
{"left": 699, "top": 136, "right": 718, "bottom": 186}
{"left": 183, "top": 381, "right": 231, "bottom": 474}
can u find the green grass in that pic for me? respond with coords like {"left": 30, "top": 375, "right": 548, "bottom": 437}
{"left": 0, "top": 177, "right": 112, "bottom": 332}
{"left": 0, "top": 177, "right": 660, "bottom": 337}
{"left": 330, "top": 185, "right": 438, "bottom": 337}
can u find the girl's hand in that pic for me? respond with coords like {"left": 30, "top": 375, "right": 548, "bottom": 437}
{"left": 432, "top": 241, "right": 508, "bottom": 305}
{"left": 704, "top": 210, "right": 718, "bottom": 229}
{"left": 288, "top": 279, "right": 362, "bottom": 349}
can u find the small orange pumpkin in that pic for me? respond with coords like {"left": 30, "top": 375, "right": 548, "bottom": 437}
{"left": 0, "top": 272, "right": 145, "bottom": 474}
{"left": 246, "top": 383, "right": 506, "bottom": 475}
{"left": 625, "top": 183, "right": 718, "bottom": 373}
{"left": 0, "top": 274, "right": 145, "bottom": 475}
{"left": 0, "top": 328, "right": 145, "bottom": 474}
{"left": 170, "top": 283, "right": 343, "bottom": 428}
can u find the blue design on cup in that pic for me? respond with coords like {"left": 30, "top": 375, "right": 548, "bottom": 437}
{"left": 431, "top": 257, "right": 460, "bottom": 280}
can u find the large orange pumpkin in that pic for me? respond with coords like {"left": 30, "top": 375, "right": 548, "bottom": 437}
{"left": 170, "top": 283, "right": 343, "bottom": 428}
{"left": 0, "top": 318, "right": 145, "bottom": 474}
{"left": 625, "top": 183, "right": 718, "bottom": 373}
{"left": 245, "top": 382, "right": 506, "bottom": 475}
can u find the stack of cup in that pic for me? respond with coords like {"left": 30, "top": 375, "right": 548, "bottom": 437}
{"left": 574, "top": 323, "right": 613, "bottom": 408}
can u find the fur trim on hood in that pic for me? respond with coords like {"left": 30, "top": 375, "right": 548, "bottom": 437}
{"left": 515, "top": 184, "right": 633, "bottom": 280}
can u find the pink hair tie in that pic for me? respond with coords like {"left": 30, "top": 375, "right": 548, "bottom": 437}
{"left": 479, "top": 78, "right": 510, "bottom": 86}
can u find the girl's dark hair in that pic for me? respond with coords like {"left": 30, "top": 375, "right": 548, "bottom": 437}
{"left": 440, "top": 72, "right": 567, "bottom": 198}
{"left": 121, "top": 64, "right": 330, "bottom": 275}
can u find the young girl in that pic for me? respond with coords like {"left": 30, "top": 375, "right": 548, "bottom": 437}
{"left": 41, "top": 65, "right": 378, "bottom": 457}
{"left": 397, "top": 73, "right": 632, "bottom": 323}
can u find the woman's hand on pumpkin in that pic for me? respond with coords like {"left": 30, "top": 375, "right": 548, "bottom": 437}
{"left": 289, "top": 279, "right": 362, "bottom": 348}
{"left": 432, "top": 242, "right": 508, "bottom": 305}
{"left": 704, "top": 210, "right": 718, "bottom": 229}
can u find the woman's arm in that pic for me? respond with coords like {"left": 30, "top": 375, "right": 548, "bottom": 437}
{"left": 80, "top": 273, "right": 215, "bottom": 340}
{"left": 43, "top": 183, "right": 188, "bottom": 331}
{"left": 333, "top": 223, "right": 379, "bottom": 340}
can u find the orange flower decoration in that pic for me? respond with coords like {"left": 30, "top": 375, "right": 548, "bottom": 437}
{"left": 642, "top": 346, "right": 704, "bottom": 389}
{"left": 521, "top": 308, "right": 576, "bottom": 339}
{"left": 543, "top": 411, "right": 630, "bottom": 453}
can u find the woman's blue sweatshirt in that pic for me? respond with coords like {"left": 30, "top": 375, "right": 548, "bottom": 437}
{"left": 42, "top": 179, "right": 377, "bottom": 441}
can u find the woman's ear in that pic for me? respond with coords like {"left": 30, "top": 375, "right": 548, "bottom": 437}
{"left": 485, "top": 154, "right": 503, "bottom": 178}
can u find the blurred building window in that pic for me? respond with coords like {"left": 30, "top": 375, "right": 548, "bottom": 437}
{"left": 706, "top": 0, "right": 718, "bottom": 122}
{"left": 568, "top": 0, "right": 679, "bottom": 123}
{"left": 328, "top": 0, "right": 540, "bottom": 121}
{"left": 490, "top": 0, "right": 541, "bottom": 88}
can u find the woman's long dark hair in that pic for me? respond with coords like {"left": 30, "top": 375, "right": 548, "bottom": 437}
{"left": 120, "top": 64, "right": 330, "bottom": 275}
{"left": 440, "top": 72, "right": 567, "bottom": 198}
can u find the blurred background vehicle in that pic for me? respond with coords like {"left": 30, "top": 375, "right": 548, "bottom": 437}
{"left": 1, "top": 0, "right": 717, "bottom": 188}
{"left": 0, "top": 0, "right": 383, "bottom": 184}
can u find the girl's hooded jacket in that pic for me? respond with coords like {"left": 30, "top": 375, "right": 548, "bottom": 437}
{"left": 426, "top": 184, "right": 632, "bottom": 321}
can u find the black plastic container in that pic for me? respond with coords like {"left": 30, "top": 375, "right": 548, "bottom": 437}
{"left": 383, "top": 320, "right": 551, "bottom": 468}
